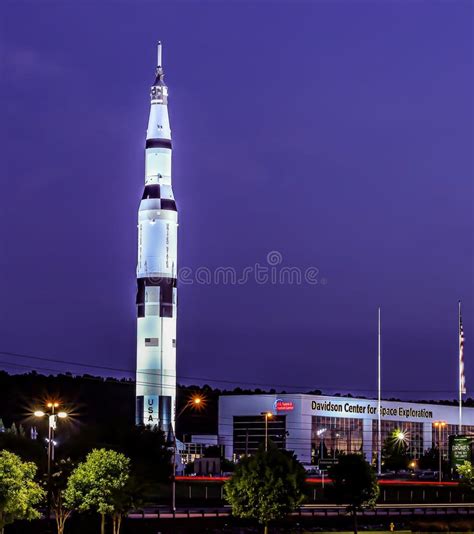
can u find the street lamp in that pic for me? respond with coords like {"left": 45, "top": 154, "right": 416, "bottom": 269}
{"left": 261, "top": 412, "right": 273, "bottom": 452}
{"left": 394, "top": 429, "right": 407, "bottom": 444}
{"left": 433, "top": 421, "right": 447, "bottom": 483}
{"left": 392, "top": 428, "right": 410, "bottom": 456}
{"left": 316, "top": 428, "right": 327, "bottom": 460}
{"left": 333, "top": 432, "right": 340, "bottom": 459}
{"left": 176, "top": 395, "right": 203, "bottom": 419}
{"left": 171, "top": 394, "right": 205, "bottom": 512}
{"left": 33, "top": 402, "right": 68, "bottom": 521}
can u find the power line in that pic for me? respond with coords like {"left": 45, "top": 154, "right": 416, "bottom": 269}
{"left": 1, "top": 360, "right": 471, "bottom": 426}
{"left": 0, "top": 350, "right": 467, "bottom": 394}
{"left": 0, "top": 360, "right": 178, "bottom": 393}
{"left": 2, "top": 361, "right": 469, "bottom": 449}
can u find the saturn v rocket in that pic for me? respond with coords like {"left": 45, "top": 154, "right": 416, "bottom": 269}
{"left": 136, "top": 43, "right": 177, "bottom": 431}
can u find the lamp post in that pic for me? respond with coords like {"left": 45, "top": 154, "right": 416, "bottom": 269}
{"left": 34, "top": 402, "right": 68, "bottom": 522}
{"left": 171, "top": 395, "right": 204, "bottom": 512}
{"left": 261, "top": 412, "right": 273, "bottom": 452}
{"left": 433, "top": 421, "right": 447, "bottom": 483}
{"left": 316, "top": 428, "right": 327, "bottom": 460}
{"left": 333, "top": 433, "right": 340, "bottom": 460}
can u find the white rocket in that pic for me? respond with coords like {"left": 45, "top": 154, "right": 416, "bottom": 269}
{"left": 136, "top": 43, "right": 177, "bottom": 432}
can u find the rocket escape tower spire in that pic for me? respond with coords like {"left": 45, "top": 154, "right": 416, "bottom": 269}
{"left": 136, "top": 42, "right": 177, "bottom": 432}
{"left": 151, "top": 41, "right": 167, "bottom": 105}
{"left": 157, "top": 41, "right": 162, "bottom": 70}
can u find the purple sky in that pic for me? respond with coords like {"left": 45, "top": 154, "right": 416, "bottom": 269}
{"left": 1, "top": 1, "right": 473, "bottom": 400}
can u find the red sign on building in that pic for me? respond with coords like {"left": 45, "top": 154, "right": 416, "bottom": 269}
{"left": 275, "top": 400, "right": 294, "bottom": 412}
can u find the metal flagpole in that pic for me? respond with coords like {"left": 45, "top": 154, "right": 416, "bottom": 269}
{"left": 377, "top": 307, "right": 382, "bottom": 476}
{"left": 459, "top": 300, "right": 462, "bottom": 434}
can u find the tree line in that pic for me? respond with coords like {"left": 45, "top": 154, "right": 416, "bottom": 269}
{"left": 2, "top": 440, "right": 381, "bottom": 534}
{"left": 1, "top": 447, "right": 140, "bottom": 534}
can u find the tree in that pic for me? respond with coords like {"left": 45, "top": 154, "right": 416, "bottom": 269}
{"left": 0, "top": 450, "right": 45, "bottom": 534}
{"left": 50, "top": 458, "right": 75, "bottom": 534}
{"left": 221, "top": 457, "right": 236, "bottom": 473}
{"left": 65, "top": 448, "right": 131, "bottom": 534}
{"left": 328, "top": 454, "right": 379, "bottom": 534}
{"left": 457, "top": 460, "right": 474, "bottom": 489}
{"left": 109, "top": 476, "right": 145, "bottom": 534}
{"left": 64, "top": 425, "right": 172, "bottom": 487}
{"left": 0, "top": 428, "right": 46, "bottom": 467}
{"left": 224, "top": 445, "right": 306, "bottom": 534}
{"left": 418, "top": 446, "right": 438, "bottom": 470}
{"left": 122, "top": 425, "right": 172, "bottom": 485}
{"left": 382, "top": 429, "right": 410, "bottom": 472}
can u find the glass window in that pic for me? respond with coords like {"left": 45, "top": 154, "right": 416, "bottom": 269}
{"left": 311, "top": 416, "right": 363, "bottom": 464}
{"left": 431, "top": 424, "right": 474, "bottom": 459}
{"left": 233, "top": 415, "right": 286, "bottom": 457}
{"left": 372, "top": 420, "right": 424, "bottom": 459}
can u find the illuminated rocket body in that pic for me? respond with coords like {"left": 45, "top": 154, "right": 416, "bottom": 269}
{"left": 136, "top": 43, "right": 177, "bottom": 431}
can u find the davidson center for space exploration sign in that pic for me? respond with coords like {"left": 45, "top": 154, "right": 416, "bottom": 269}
{"left": 311, "top": 400, "right": 434, "bottom": 420}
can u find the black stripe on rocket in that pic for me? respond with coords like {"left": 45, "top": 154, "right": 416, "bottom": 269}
{"left": 142, "top": 184, "right": 161, "bottom": 199}
{"left": 160, "top": 199, "right": 177, "bottom": 211}
{"left": 142, "top": 185, "right": 177, "bottom": 211}
{"left": 136, "top": 277, "right": 177, "bottom": 318}
{"left": 146, "top": 139, "right": 172, "bottom": 149}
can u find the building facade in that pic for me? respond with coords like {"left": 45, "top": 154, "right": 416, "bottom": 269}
{"left": 218, "top": 394, "right": 474, "bottom": 465}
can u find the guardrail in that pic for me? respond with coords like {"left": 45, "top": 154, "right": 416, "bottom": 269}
{"left": 128, "top": 503, "right": 474, "bottom": 520}
{"left": 175, "top": 475, "right": 460, "bottom": 486}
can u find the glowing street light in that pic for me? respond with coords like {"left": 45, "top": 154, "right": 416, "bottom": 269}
{"left": 176, "top": 394, "right": 205, "bottom": 419}
{"left": 395, "top": 430, "right": 407, "bottom": 442}
{"left": 434, "top": 420, "right": 447, "bottom": 482}
{"left": 171, "top": 393, "right": 207, "bottom": 512}
{"left": 317, "top": 428, "right": 327, "bottom": 460}
{"left": 261, "top": 412, "right": 273, "bottom": 452}
{"left": 34, "top": 403, "right": 69, "bottom": 462}
{"left": 333, "top": 432, "right": 341, "bottom": 460}
{"left": 391, "top": 428, "right": 410, "bottom": 454}
{"left": 33, "top": 402, "right": 68, "bottom": 519}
